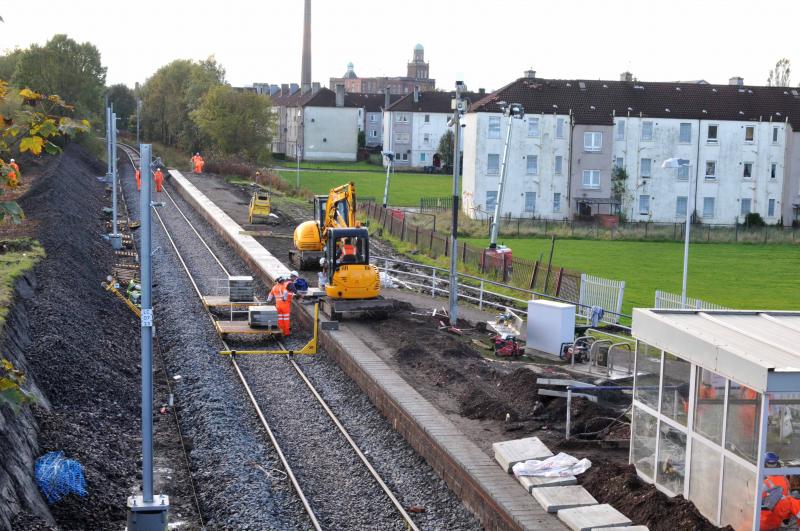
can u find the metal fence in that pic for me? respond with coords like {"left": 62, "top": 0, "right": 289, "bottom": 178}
{"left": 419, "top": 196, "right": 453, "bottom": 212}
{"left": 654, "top": 290, "right": 730, "bottom": 310}
{"left": 579, "top": 274, "right": 626, "bottom": 324}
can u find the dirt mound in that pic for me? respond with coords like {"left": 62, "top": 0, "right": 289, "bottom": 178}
{"left": 580, "top": 460, "right": 730, "bottom": 531}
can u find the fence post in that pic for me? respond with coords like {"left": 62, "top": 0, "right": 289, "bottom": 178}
{"left": 479, "top": 280, "right": 485, "bottom": 310}
{"left": 707, "top": 225, "right": 711, "bottom": 242}
{"left": 389, "top": 213, "right": 394, "bottom": 234}
{"left": 674, "top": 223, "right": 677, "bottom": 241}
{"left": 431, "top": 268, "right": 437, "bottom": 297}
{"left": 735, "top": 223, "right": 739, "bottom": 242}
{"left": 429, "top": 229, "right": 434, "bottom": 251}
{"left": 555, "top": 267, "right": 564, "bottom": 296}
{"left": 462, "top": 241, "right": 467, "bottom": 262}
{"left": 444, "top": 235, "right": 449, "bottom": 257}
{"left": 502, "top": 253, "right": 509, "bottom": 283}
{"left": 645, "top": 222, "right": 649, "bottom": 238}
{"left": 529, "top": 260, "right": 539, "bottom": 290}
{"left": 401, "top": 216, "right": 406, "bottom": 240}
{"left": 764, "top": 225, "right": 768, "bottom": 243}
{"left": 415, "top": 226, "right": 419, "bottom": 246}
{"left": 517, "top": 217, "right": 521, "bottom": 236}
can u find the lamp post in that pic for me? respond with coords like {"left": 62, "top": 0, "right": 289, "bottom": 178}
{"left": 447, "top": 81, "right": 467, "bottom": 326}
{"left": 488, "top": 102, "right": 525, "bottom": 248}
{"left": 661, "top": 157, "right": 692, "bottom": 307}
{"left": 296, "top": 110, "right": 303, "bottom": 191}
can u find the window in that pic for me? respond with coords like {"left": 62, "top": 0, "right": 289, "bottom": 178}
{"left": 424, "top": 114, "right": 430, "bottom": 123}
{"left": 526, "top": 155, "right": 538, "bottom": 175}
{"left": 768, "top": 198, "right": 776, "bottom": 217}
{"left": 401, "top": 153, "right": 408, "bottom": 161}
{"left": 553, "top": 192, "right": 561, "bottom": 212}
{"left": 679, "top": 123, "right": 691, "bottom": 143}
{"left": 369, "top": 114, "right": 377, "bottom": 123}
{"left": 707, "top": 124, "right": 718, "bottom": 143}
{"left": 725, "top": 381, "right": 761, "bottom": 463}
{"left": 641, "top": 121, "right": 653, "bottom": 141}
{"left": 487, "top": 153, "right": 500, "bottom": 174}
{"left": 423, "top": 133, "right": 430, "bottom": 144}
{"left": 677, "top": 165, "right": 689, "bottom": 180}
{"left": 486, "top": 191, "right": 498, "bottom": 210}
{"left": 639, "top": 194, "right": 650, "bottom": 214}
{"left": 582, "top": 169, "right": 600, "bottom": 188}
{"left": 773, "top": 126, "right": 779, "bottom": 143}
{"left": 705, "top": 161, "right": 716, "bottom": 179}
{"left": 676, "top": 196, "right": 687, "bottom": 216}
{"left": 554, "top": 155, "right": 563, "bottom": 175}
{"left": 616, "top": 119, "right": 625, "bottom": 140}
{"left": 614, "top": 157, "right": 624, "bottom": 169}
{"left": 488, "top": 116, "right": 501, "bottom": 139}
{"left": 396, "top": 113, "right": 408, "bottom": 123}
{"left": 528, "top": 118, "right": 540, "bottom": 137}
{"left": 556, "top": 118, "right": 565, "bottom": 139}
{"left": 744, "top": 125, "right": 754, "bottom": 142}
{"left": 771, "top": 163, "right": 777, "bottom": 179}
{"left": 740, "top": 198, "right": 751, "bottom": 216}
{"left": 584, "top": 132, "right": 602, "bottom": 152}
{"left": 694, "top": 367, "right": 726, "bottom": 444}
{"left": 703, "top": 197, "right": 715, "bottom": 218}
{"left": 394, "top": 132, "right": 410, "bottom": 143}
{"left": 743, "top": 162, "right": 752, "bottom": 178}
{"left": 369, "top": 129, "right": 378, "bottom": 138}
{"left": 656, "top": 423, "right": 687, "bottom": 495}
{"left": 524, "top": 192, "right": 536, "bottom": 213}
{"left": 640, "top": 158, "right": 652, "bottom": 178}
{"left": 420, "top": 153, "right": 427, "bottom": 163}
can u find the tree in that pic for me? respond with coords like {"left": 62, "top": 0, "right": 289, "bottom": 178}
{"left": 438, "top": 130, "right": 454, "bottom": 167}
{"left": 191, "top": 85, "right": 274, "bottom": 163}
{"left": 0, "top": 48, "right": 23, "bottom": 82}
{"left": 12, "top": 34, "right": 106, "bottom": 119}
{"left": 106, "top": 84, "right": 136, "bottom": 131}
{"left": 357, "top": 130, "right": 365, "bottom": 148}
{"left": 767, "top": 58, "right": 791, "bottom": 87}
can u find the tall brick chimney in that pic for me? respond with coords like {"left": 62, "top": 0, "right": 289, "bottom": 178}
{"left": 301, "top": 0, "right": 312, "bottom": 94}
{"left": 384, "top": 87, "right": 391, "bottom": 109}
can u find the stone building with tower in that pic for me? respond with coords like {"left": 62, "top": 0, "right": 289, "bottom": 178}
{"left": 329, "top": 44, "right": 435, "bottom": 95}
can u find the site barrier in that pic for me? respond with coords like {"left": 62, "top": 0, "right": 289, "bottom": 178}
{"left": 654, "top": 290, "right": 729, "bottom": 310}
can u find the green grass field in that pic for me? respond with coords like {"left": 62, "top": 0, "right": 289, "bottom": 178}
{"left": 284, "top": 161, "right": 380, "bottom": 171}
{"left": 463, "top": 237, "right": 800, "bottom": 315}
{"left": 276, "top": 170, "right": 451, "bottom": 206}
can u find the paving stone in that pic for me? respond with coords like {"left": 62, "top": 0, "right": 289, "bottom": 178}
{"left": 594, "top": 527, "right": 647, "bottom": 531}
{"left": 493, "top": 436, "right": 554, "bottom": 472}
{"left": 531, "top": 486, "right": 598, "bottom": 513}
{"left": 517, "top": 474, "right": 578, "bottom": 491}
{"left": 557, "top": 504, "right": 632, "bottom": 531}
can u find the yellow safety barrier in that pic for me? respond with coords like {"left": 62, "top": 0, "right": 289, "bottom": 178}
{"left": 102, "top": 278, "right": 142, "bottom": 318}
{"left": 219, "top": 303, "right": 319, "bottom": 356}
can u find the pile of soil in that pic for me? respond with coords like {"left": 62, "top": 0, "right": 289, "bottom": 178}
{"left": 580, "top": 460, "right": 730, "bottom": 531}
{"left": 11, "top": 145, "right": 142, "bottom": 528}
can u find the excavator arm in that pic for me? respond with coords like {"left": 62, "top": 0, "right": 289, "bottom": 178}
{"left": 319, "top": 182, "right": 358, "bottom": 242}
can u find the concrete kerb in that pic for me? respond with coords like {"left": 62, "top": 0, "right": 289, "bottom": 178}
{"left": 167, "top": 170, "right": 563, "bottom": 531}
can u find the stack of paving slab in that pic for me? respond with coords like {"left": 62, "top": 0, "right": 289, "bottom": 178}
{"left": 493, "top": 436, "right": 648, "bottom": 531}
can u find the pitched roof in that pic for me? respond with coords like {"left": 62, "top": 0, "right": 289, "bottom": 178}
{"left": 468, "top": 77, "right": 800, "bottom": 130}
{"left": 386, "top": 91, "right": 484, "bottom": 113}
{"left": 345, "top": 92, "right": 403, "bottom": 112}
{"left": 272, "top": 88, "right": 401, "bottom": 110}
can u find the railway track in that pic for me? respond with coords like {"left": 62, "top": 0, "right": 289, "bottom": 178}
{"left": 119, "top": 144, "right": 420, "bottom": 530}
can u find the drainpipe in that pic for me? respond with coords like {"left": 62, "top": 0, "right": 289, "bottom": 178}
{"left": 566, "top": 111, "right": 575, "bottom": 218}
{"left": 694, "top": 119, "right": 702, "bottom": 221}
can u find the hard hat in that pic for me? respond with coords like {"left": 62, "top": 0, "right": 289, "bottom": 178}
{"left": 275, "top": 275, "right": 284, "bottom": 283}
{"left": 765, "top": 452, "right": 780, "bottom": 467}
{"left": 9, "top": 158, "right": 14, "bottom": 162}
{"left": 290, "top": 270, "right": 299, "bottom": 278}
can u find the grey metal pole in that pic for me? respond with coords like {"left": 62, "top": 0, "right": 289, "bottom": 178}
{"left": 382, "top": 157, "right": 392, "bottom": 208}
{"left": 136, "top": 99, "right": 141, "bottom": 147}
{"left": 489, "top": 105, "right": 523, "bottom": 248}
{"left": 448, "top": 82, "right": 465, "bottom": 327}
{"left": 139, "top": 143, "right": 154, "bottom": 503}
{"left": 681, "top": 167, "right": 693, "bottom": 308}
{"left": 106, "top": 107, "right": 112, "bottom": 181}
{"left": 112, "top": 113, "right": 118, "bottom": 237}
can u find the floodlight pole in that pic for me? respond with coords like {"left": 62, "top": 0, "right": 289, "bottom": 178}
{"left": 110, "top": 112, "right": 121, "bottom": 249}
{"left": 136, "top": 99, "right": 142, "bottom": 147}
{"left": 106, "top": 106, "right": 112, "bottom": 182}
{"left": 489, "top": 103, "right": 524, "bottom": 248}
{"left": 127, "top": 143, "right": 169, "bottom": 529}
{"left": 662, "top": 158, "right": 693, "bottom": 308}
{"left": 382, "top": 153, "right": 394, "bottom": 208}
{"left": 448, "top": 82, "right": 466, "bottom": 327}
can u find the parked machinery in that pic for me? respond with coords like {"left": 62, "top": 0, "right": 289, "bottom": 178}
{"left": 290, "top": 182, "right": 358, "bottom": 270}
{"left": 247, "top": 189, "right": 271, "bottom": 224}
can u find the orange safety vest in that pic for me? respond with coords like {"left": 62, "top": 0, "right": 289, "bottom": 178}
{"left": 765, "top": 475, "right": 790, "bottom": 498}
{"left": 343, "top": 244, "right": 356, "bottom": 255}
{"left": 761, "top": 494, "right": 800, "bottom": 530}
{"left": 154, "top": 170, "right": 164, "bottom": 192}
{"left": 135, "top": 169, "right": 142, "bottom": 191}
{"left": 9, "top": 162, "right": 20, "bottom": 176}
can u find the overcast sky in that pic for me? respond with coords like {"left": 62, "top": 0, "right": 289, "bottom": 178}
{"left": 2, "top": 0, "right": 799, "bottom": 92}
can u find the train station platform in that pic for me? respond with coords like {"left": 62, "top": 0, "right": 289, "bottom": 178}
{"left": 168, "top": 169, "right": 565, "bottom": 530}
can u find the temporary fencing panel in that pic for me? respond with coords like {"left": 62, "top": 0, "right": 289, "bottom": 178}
{"left": 578, "top": 274, "right": 625, "bottom": 323}
{"left": 653, "top": 290, "right": 729, "bottom": 310}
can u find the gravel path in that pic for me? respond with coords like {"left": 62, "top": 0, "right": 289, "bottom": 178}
{"left": 123, "top": 158, "right": 481, "bottom": 530}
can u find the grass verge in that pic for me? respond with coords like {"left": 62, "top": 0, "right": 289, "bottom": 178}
{"left": 0, "top": 239, "right": 44, "bottom": 325}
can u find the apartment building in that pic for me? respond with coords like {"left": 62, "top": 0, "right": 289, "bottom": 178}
{"left": 346, "top": 91, "right": 402, "bottom": 148}
{"left": 462, "top": 73, "right": 800, "bottom": 225}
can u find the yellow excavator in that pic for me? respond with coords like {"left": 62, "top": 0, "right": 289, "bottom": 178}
{"left": 290, "top": 182, "right": 359, "bottom": 270}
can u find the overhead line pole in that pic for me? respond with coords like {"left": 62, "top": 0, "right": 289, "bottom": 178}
{"left": 110, "top": 112, "right": 121, "bottom": 249}
{"left": 448, "top": 81, "right": 467, "bottom": 327}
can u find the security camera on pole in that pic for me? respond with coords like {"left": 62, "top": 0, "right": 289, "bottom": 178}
{"left": 447, "top": 81, "right": 468, "bottom": 327}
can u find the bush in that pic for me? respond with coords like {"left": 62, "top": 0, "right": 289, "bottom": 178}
{"left": 743, "top": 212, "right": 766, "bottom": 227}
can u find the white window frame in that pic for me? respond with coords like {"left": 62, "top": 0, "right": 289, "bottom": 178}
{"left": 582, "top": 169, "right": 600, "bottom": 189}
{"left": 553, "top": 192, "right": 562, "bottom": 212}
{"left": 394, "top": 132, "right": 410, "bottom": 143}
{"left": 677, "top": 165, "right": 689, "bottom": 180}
{"left": 528, "top": 118, "right": 540, "bottom": 138}
{"left": 676, "top": 196, "right": 688, "bottom": 217}
{"left": 740, "top": 198, "right": 752, "bottom": 216}
{"left": 641, "top": 158, "right": 652, "bottom": 178}
{"left": 488, "top": 116, "right": 501, "bottom": 139}
{"left": 556, "top": 118, "right": 565, "bottom": 139}
{"left": 369, "top": 114, "right": 378, "bottom": 123}
{"left": 423, "top": 133, "right": 430, "bottom": 144}
{"left": 703, "top": 197, "right": 715, "bottom": 218}
{"left": 526, "top": 154, "right": 538, "bottom": 175}
{"left": 705, "top": 161, "right": 717, "bottom": 180}
{"left": 487, "top": 153, "right": 500, "bottom": 175}
{"left": 639, "top": 194, "right": 650, "bottom": 215}
{"left": 486, "top": 191, "right": 498, "bottom": 210}
{"left": 396, "top": 113, "right": 409, "bottom": 123}
{"left": 420, "top": 152, "right": 427, "bottom": 163}
{"left": 641, "top": 121, "right": 654, "bottom": 141}
{"left": 768, "top": 198, "right": 776, "bottom": 217}
{"left": 744, "top": 126, "right": 755, "bottom": 143}
{"left": 771, "top": 163, "right": 777, "bottom": 179}
{"left": 369, "top": 129, "right": 378, "bottom": 138}
{"left": 584, "top": 131, "right": 603, "bottom": 152}
{"left": 615, "top": 157, "right": 624, "bottom": 169}
{"left": 742, "top": 162, "right": 753, "bottom": 179}
{"left": 424, "top": 114, "right": 430, "bottom": 123}
{"left": 772, "top": 126, "right": 779, "bottom": 144}
{"left": 554, "top": 155, "right": 563, "bottom": 175}
{"left": 707, "top": 124, "right": 719, "bottom": 143}
{"left": 524, "top": 191, "right": 536, "bottom": 213}
{"left": 616, "top": 119, "right": 626, "bottom": 141}
{"left": 679, "top": 123, "right": 692, "bottom": 143}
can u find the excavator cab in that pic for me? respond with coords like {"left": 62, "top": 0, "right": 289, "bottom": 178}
{"left": 292, "top": 182, "right": 358, "bottom": 270}
{"left": 323, "top": 228, "right": 379, "bottom": 300}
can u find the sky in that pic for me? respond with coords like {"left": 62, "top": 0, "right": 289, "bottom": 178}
{"left": 1, "top": 0, "right": 799, "bottom": 92}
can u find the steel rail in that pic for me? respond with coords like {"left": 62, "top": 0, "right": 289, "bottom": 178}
{"left": 121, "top": 144, "right": 418, "bottom": 530}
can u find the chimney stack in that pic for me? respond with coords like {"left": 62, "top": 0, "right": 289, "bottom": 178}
{"left": 290, "top": 83, "right": 299, "bottom": 95}
{"left": 413, "top": 85, "right": 420, "bottom": 103}
{"left": 729, "top": 76, "right": 744, "bottom": 86}
{"left": 312, "top": 82, "right": 320, "bottom": 93}
{"left": 335, "top": 83, "right": 345, "bottom": 107}
{"left": 524, "top": 69, "right": 536, "bottom": 79}
{"left": 384, "top": 87, "right": 391, "bottom": 109}
{"left": 479, "top": 88, "right": 486, "bottom": 95}
{"left": 301, "top": 0, "right": 312, "bottom": 94}
{"left": 620, "top": 71, "right": 633, "bottom": 82}
{"left": 281, "top": 83, "right": 289, "bottom": 96}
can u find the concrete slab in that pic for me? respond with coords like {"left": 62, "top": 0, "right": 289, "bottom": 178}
{"left": 518, "top": 474, "right": 578, "bottom": 491}
{"left": 595, "top": 527, "right": 647, "bottom": 531}
{"left": 557, "top": 504, "right": 632, "bottom": 531}
{"left": 493, "top": 436, "right": 554, "bottom": 472}
{"left": 531, "top": 486, "right": 598, "bottom": 513}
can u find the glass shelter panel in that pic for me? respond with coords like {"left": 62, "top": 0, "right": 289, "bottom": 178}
{"left": 661, "top": 353, "right": 691, "bottom": 426}
{"left": 656, "top": 423, "right": 687, "bottom": 495}
{"left": 694, "top": 368, "right": 726, "bottom": 445}
{"left": 632, "top": 406, "right": 658, "bottom": 478}
{"left": 725, "top": 382, "right": 762, "bottom": 464}
{"left": 720, "top": 456, "right": 757, "bottom": 531}
{"left": 635, "top": 341, "right": 661, "bottom": 410}
{"left": 688, "top": 439, "right": 721, "bottom": 525}
{"left": 766, "top": 392, "right": 800, "bottom": 463}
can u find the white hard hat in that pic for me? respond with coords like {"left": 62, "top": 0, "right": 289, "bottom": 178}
{"left": 290, "top": 270, "right": 299, "bottom": 277}
{"left": 9, "top": 158, "right": 14, "bottom": 163}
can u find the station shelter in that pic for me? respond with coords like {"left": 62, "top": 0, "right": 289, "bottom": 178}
{"left": 631, "top": 309, "right": 800, "bottom": 530}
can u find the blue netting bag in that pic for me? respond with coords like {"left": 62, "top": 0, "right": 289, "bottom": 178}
{"left": 35, "top": 451, "right": 87, "bottom": 504}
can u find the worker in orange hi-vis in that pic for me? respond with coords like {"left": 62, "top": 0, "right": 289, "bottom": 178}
{"left": 135, "top": 168, "right": 142, "bottom": 191}
{"left": 266, "top": 276, "right": 293, "bottom": 336}
{"left": 196, "top": 155, "right": 204, "bottom": 174}
{"left": 153, "top": 168, "right": 164, "bottom": 193}
{"left": 7, "top": 158, "right": 20, "bottom": 188}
